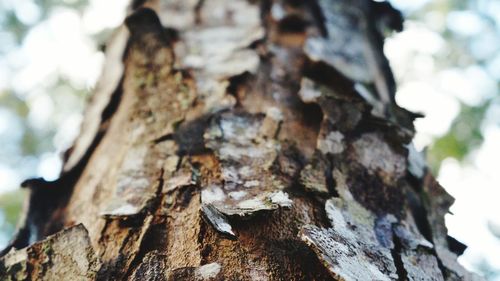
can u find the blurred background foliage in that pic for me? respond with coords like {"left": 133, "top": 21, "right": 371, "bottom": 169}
{"left": 0, "top": 0, "right": 127, "bottom": 247}
{"left": 428, "top": 102, "right": 487, "bottom": 170}
{"left": 409, "top": 0, "right": 499, "bottom": 173}
{"left": 0, "top": 0, "right": 498, "bottom": 279}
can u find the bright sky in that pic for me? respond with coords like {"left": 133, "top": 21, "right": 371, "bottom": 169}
{"left": 0, "top": 0, "right": 129, "bottom": 186}
{"left": 0, "top": 0, "right": 499, "bottom": 279}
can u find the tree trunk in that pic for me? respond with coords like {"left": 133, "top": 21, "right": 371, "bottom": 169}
{"left": 0, "top": 0, "right": 483, "bottom": 280}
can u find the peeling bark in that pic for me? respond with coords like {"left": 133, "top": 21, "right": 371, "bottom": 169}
{"left": 1, "top": 0, "right": 483, "bottom": 280}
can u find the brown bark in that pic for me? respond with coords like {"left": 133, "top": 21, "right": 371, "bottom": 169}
{"left": 0, "top": 0, "right": 483, "bottom": 280}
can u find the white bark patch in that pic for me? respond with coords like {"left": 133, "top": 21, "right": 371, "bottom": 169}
{"left": 195, "top": 263, "right": 222, "bottom": 280}
{"left": 175, "top": 0, "right": 264, "bottom": 114}
{"left": 300, "top": 163, "right": 329, "bottom": 194}
{"left": 393, "top": 212, "right": 434, "bottom": 250}
{"left": 159, "top": 0, "right": 198, "bottom": 30}
{"left": 401, "top": 251, "right": 444, "bottom": 281}
{"left": 300, "top": 198, "right": 398, "bottom": 281}
{"left": 317, "top": 131, "right": 345, "bottom": 154}
{"left": 331, "top": 168, "right": 467, "bottom": 280}
{"left": 331, "top": 169, "right": 354, "bottom": 200}
{"left": 271, "top": 3, "right": 286, "bottom": 20}
{"left": 269, "top": 191, "right": 293, "bottom": 207}
{"left": 304, "top": 0, "right": 372, "bottom": 83}
{"left": 300, "top": 226, "right": 395, "bottom": 281}
{"left": 101, "top": 203, "right": 139, "bottom": 217}
{"left": 266, "top": 107, "right": 283, "bottom": 121}
{"left": 222, "top": 167, "right": 242, "bottom": 184}
{"left": 219, "top": 115, "right": 261, "bottom": 144}
{"left": 237, "top": 198, "right": 265, "bottom": 210}
{"left": 201, "top": 185, "right": 226, "bottom": 204}
{"left": 228, "top": 190, "right": 247, "bottom": 200}
{"left": 244, "top": 180, "right": 260, "bottom": 188}
{"left": 116, "top": 177, "right": 150, "bottom": 194}
{"left": 162, "top": 154, "right": 180, "bottom": 175}
{"left": 393, "top": 214, "right": 443, "bottom": 280}
{"left": 406, "top": 143, "right": 426, "bottom": 179}
{"left": 219, "top": 144, "right": 269, "bottom": 160}
{"left": 101, "top": 143, "right": 159, "bottom": 217}
{"left": 216, "top": 191, "right": 292, "bottom": 217}
{"left": 120, "top": 145, "right": 148, "bottom": 171}
{"left": 203, "top": 113, "right": 289, "bottom": 218}
{"left": 352, "top": 133, "right": 406, "bottom": 178}
{"left": 299, "top": 78, "right": 322, "bottom": 103}
{"left": 1, "top": 247, "right": 27, "bottom": 276}
{"left": 238, "top": 166, "right": 254, "bottom": 177}
{"left": 324, "top": 200, "right": 348, "bottom": 229}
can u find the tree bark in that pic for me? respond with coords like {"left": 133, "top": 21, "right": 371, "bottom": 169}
{"left": 0, "top": 0, "right": 483, "bottom": 280}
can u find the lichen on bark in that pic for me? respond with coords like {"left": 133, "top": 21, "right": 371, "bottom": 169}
{"left": 0, "top": 0, "right": 484, "bottom": 280}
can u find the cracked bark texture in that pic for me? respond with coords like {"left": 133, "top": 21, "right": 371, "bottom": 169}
{"left": 0, "top": 0, "right": 484, "bottom": 280}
